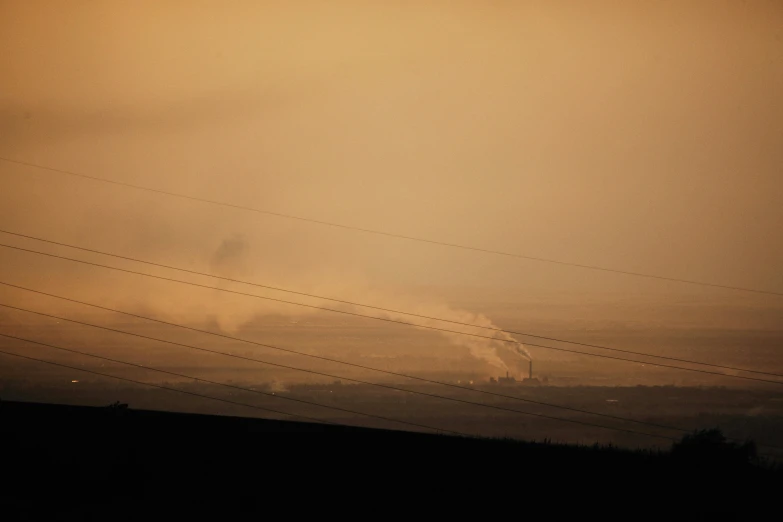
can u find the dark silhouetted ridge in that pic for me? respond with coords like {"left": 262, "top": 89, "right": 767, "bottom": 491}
{"left": 0, "top": 400, "right": 780, "bottom": 521}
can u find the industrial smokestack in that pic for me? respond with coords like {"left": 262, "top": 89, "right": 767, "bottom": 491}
{"left": 529, "top": 360, "right": 533, "bottom": 380}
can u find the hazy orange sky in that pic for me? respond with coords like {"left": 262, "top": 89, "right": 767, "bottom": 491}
{"left": 1, "top": 1, "right": 781, "bottom": 347}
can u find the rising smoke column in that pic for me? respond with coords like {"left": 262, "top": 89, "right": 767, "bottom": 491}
{"left": 125, "top": 234, "right": 530, "bottom": 373}
{"left": 365, "top": 300, "right": 530, "bottom": 371}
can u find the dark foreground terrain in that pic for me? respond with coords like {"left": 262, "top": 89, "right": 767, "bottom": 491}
{"left": 1, "top": 400, "right": 780, "bottom": 521}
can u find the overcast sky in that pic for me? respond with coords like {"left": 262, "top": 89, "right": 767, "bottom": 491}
{"left": 1, "top": 1, "right": 781, "bottom": 348}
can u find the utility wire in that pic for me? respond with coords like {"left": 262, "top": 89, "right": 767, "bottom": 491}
{"left": 9, "top": 301, "right": 783, "bottom": 454}
{"left": 1, "top": 228, "right": 780, "bottom": 379}
{"left": 4, "top": 346, "right": 781, "bottom": 459}
{"left": 1, "top": 156, "right": 780, "bottom": 297}
{"left": 10, "top": 287, "right": 783, "bottom": 453}
{"left": 0, "top": 303, "right": 677, "bottom": 441}
{"left": 0, "top": 348, "right": 328, "bottom": 425}
{"left": 0, "top": 332, "right": 464, "bottom": 435}
{"left": 2, "top": 243, "right": 783, "bottom": 386}
{"left": 1, "top": 282, "right": 703, "bottom": 434}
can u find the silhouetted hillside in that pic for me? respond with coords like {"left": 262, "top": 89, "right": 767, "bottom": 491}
{"left": 1, "top": 400, "right": 779, "bottom": 521}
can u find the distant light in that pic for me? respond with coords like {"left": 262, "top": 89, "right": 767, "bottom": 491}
{"left": 71, "top": 380, "right": 79, "bottom": 383}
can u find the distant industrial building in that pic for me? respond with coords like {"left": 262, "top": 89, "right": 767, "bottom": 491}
{"left": 490, "top": 360, "right": 542, "bottom": 386}
{"left": 522, "top": 360, "right": 541, "bottom": 385}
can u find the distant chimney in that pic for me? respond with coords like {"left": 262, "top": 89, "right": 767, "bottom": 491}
{"left": 529, "top": 360, "right": 533, "bottom": 380}
{"left": 506, "top": 371, "right": 509, "bottom": 379}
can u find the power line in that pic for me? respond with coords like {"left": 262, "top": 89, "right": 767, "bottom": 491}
{"left": 0, "top": 332, "right": 463, "bottom": 435}
{"left": 2, "top": 228, "right": 780, "bottom": 379}
{"left": 7, "top": 285, "right": 782, "bottom": 451}
{"left": 0, "top": 348, "right": 328, "bottom": 425}
{"left": 8, "top": 303, "right": 783, "bottom": 456}
{"left": 0, "top": 302, "right": 678, "bottom": 441}
{"left": 4, "top": 345, "right": 781, "bottom": 459}
{"left": 1, "top": 282, "right": 702, "bottom": 434}
{"left": 1, "top": 156, "right": 780, "bottom": 297}
{"left": 3, "top": 243, "right": 783, "bottom": 386}
{"left": 4, "top": 289, "right": 779, "bottom": 457}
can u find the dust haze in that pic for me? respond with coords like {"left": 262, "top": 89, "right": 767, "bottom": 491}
{"left": 1, "top": 1, "right": 782, "bottom": 446}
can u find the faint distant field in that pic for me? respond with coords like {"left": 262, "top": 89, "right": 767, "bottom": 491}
{"left": 525, "top": 327, "right": 783, "bottom": 388}
{"left": 2, "top": 317, "right": 782, "bottom": 388}
{"left": 3, "top": 371, "right": 783, "bottom": 460}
